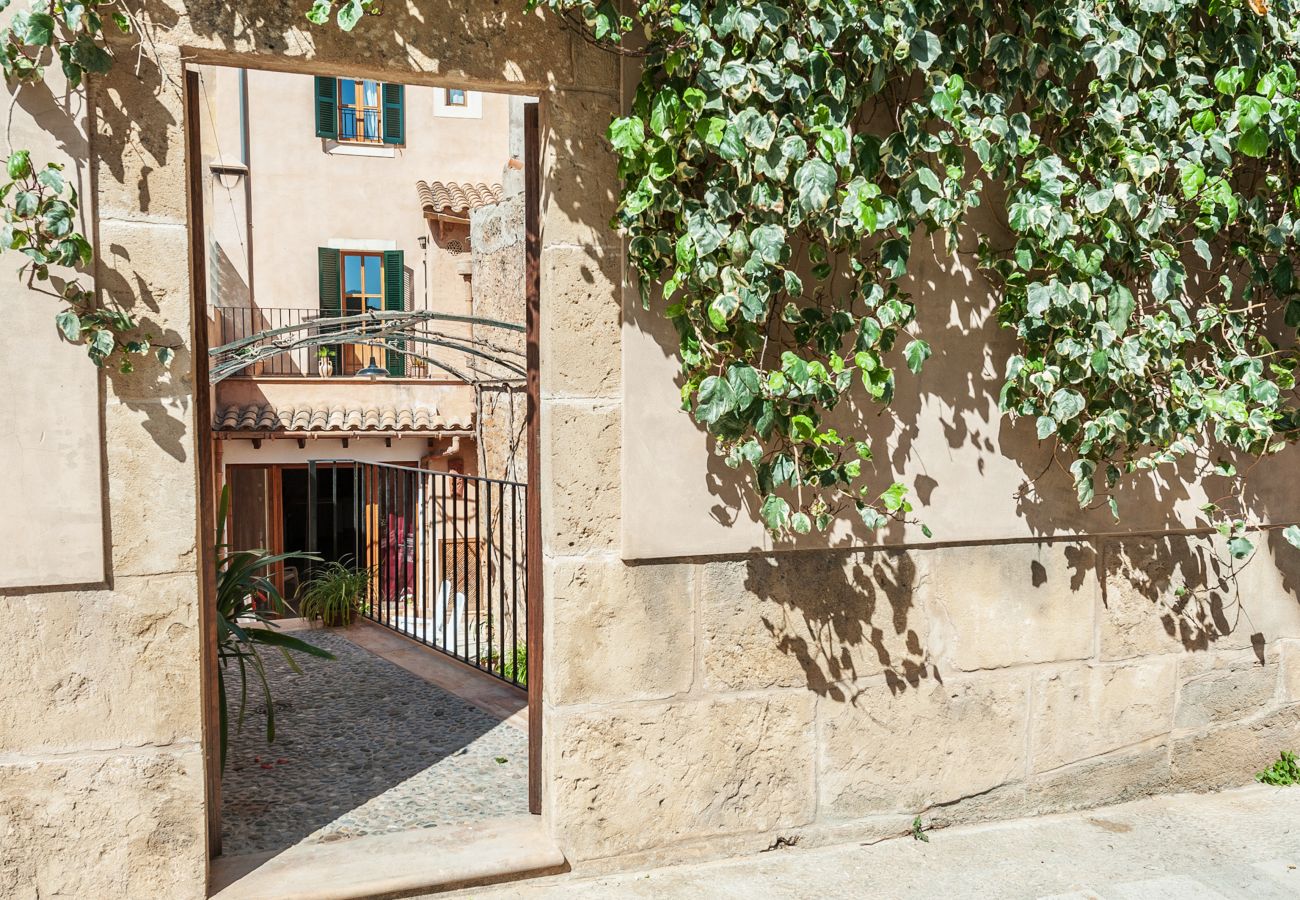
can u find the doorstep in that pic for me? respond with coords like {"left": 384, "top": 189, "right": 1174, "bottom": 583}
{"left": 210, "top": 815, "right": 566, "bottom": 900}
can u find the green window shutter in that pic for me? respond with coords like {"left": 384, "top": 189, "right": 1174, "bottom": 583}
{"left": 315, "top": 77, "right": 338, "bottom": 139}
{"left": 318, "top": 248, "right": 342, "bottom": 314}
{"left": 382, "top": 83, "right": 405, "bottom": 145}
{"left": 383, "top": 249, "right": 406, "bottom": 376}
{"left": 318, "top": 247, "right": 342, "bottom": 371}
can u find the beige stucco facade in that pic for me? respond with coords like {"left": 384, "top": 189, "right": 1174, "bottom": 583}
{"left": 2, "top": 2, "right": 1300, "bottom": 897}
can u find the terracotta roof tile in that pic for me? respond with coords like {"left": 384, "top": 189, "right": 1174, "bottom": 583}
{"left": 214, "top": 403, "right": 473, "bottom": 435}
{"left": 416, "top": 179, "right": 504, "bottom": 217}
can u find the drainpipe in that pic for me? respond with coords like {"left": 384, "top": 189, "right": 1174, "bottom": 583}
{"left": 239, "top": 68, "right": 255, "bottom": 305}
{"left": 419, "top": 234, "right": 429, "bottom": 310}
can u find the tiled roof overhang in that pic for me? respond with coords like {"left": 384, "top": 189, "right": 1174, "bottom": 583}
{"left": 214, "top": 403, "right": 474, "bottom": 437}
{"left": 416, "top": 180, "right": 504, "bottom": 220}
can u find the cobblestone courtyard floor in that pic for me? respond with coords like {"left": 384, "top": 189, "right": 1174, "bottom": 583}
{"left": 221, "top": 629, "right": 528, "bottom": 857}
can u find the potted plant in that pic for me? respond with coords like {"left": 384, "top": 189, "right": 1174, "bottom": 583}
{"left": 297, "top": 560, "right": 370, "bottom": 627}
{"left": 317, "top": 346, "right": 334, "bottom": 378}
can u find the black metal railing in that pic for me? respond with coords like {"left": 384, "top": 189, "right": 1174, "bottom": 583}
{"left": 339, "top": 107, "right": 383, "bottom": 143}
{"left": 211, "top": 306, "right": 427, "bottom": 379}
{"left": 306, "top": 460, "right": 528, "bottom": 689}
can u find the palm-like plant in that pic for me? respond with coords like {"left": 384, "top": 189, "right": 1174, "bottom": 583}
{"left": 297, "top": 559, "right": 371, "bottom": 627}
{"left": 215, "top": 486, "right": 333, "bottom": 769}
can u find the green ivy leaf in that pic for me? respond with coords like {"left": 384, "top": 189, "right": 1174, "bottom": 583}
{"left": 909, "top": 30, "right": 941, "bottom": 71}
{"left": 761, "top": 494, "right": 790, "bottom": 532}
{"left": 1283, "top": 526, "right": 1300, "bottom": 550}
{"left": 696, "top": 375, "right": 735, "bottom": 424}
{"left": 1050, "top": 389, "right": 1086, "bottom": 423}
{"left": 7, "top": 150, "right": 31, "bottom": 180}
{"left": 306, "top": 0, "right": 333, "bottom": 25}
{"left": 17, "top": 12, "right": 56, "bottom": 46}
{"left": 790, "top": 414, "right": 815, "bottom": 441}
{"left": 90, "top": 328, "right": 115, "bottom": 358}
{"left": 750, "top": 224, "right": 786, "bottom": 264}
{"left": 880, "top": 482, "right": 908, "bottom": 513}
{"left": 793, "top": 158, "right": 837, "bottom": 215}
{"left": 1107, "top": 285, "right": 1135, "bottom": 333}
{"left": 336, "top": 0, "right": 367, "bottom": 31}
{"left": 54, "top": 309, "right": 80, "bottom": 341}
{"left": 1228, "top": 535, "right": 1254, "bottom": 560}
{"left": 608, "top": 117, "right": 645, "bottom": 156}
{"left": 1237, "top": 127, "right": 1268, "bottom": 158}
{"left": 903, "top": 338, "right": 931, "bottom": 374}
{"left": 1236, "top": 95, "right": 1271, "bottom": 130}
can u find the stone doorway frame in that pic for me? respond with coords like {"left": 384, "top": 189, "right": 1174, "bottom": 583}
{"left": 184, "top": 61, "right": 547, "bottom": 857}
{"left": 144, "top": 15, "right": 618, "bottom": 878}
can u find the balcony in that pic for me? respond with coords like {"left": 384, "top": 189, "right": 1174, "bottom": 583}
{"left": 211, "top": 306, "right": 438, "bottom": 380}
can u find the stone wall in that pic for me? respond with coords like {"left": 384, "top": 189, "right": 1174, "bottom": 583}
{"left": 3, "top": 1, "right": 1298, "bottom": 894}
{"left": 539, "top": 30, "right": 1300, "bottom": 867}
{"left": 0, "top": 7, "right": 208, "bottom": 895}
{"left": 545, "top": 537, "right": 1300, "bottom": 864}
{"left": 470, "top": 157, "right": 527, "bottom": 482}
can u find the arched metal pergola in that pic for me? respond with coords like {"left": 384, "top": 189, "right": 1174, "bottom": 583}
{"left": 208, "top": 309, "right": 526, "bottom": 385}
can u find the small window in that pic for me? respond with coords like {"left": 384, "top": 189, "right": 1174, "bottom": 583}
{"left": 338, "top": 78, "right": 383, "bottom": 143}
{"left": 445, "top": 88, "right": 468, "bottom": 107}
{"left": 341, "top": 251, "right": 384, "bottom": 314}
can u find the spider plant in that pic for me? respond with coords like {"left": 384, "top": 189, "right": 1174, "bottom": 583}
{"left": 215, "top": 485, "right": 333, "bottom": 770}
{"left": 297, "top": 559, "right": 371, "bottom": 627}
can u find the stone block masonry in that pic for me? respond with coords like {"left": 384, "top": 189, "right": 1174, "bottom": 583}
{"left": 546, "top": 538, "right": 1300, "bottom": 864}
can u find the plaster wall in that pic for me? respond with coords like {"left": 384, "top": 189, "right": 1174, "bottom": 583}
{"left": 0, "top": 47, "right": 105, "bottom": 590}
{"left": 3, "top": 2, "right": 1299, "bottom": 896}
{"left": 214, "top": 377, "right": 476, "bottom": 420}
{"left": 197, "top": 65, "right": 512, "bottom": 328}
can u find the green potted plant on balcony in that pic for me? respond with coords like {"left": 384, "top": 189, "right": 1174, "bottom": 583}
{"left": 298, "top": 560, "right": 371, "bottom": 627}
{"left": 317, "top": 346, "right": 335, "bottom": 378}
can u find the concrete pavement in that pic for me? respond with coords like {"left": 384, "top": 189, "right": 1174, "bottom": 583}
{"left": 445, "top": 786, "right": 1300, "bottom": 899}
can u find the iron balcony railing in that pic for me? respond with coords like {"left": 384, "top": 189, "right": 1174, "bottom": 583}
{"left": 339, "top": 107, "right": 383, "bottom": 144}
{"left": 306, "top": 460, "right": 528, "bottom": 689}
{"left": 212, "top": 306, "right": 423, "bottom": 379}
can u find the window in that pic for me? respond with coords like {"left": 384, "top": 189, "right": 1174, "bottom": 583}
{"left": 339, "top": 78, "right": 383, "bottom": 143}
{"left": 433, "top": 87, "right": 482, "bottom": 119}
{"left": 318, "top": 246, "right": 407, "bottom": 377}
{"left": 314, "top": 76, "right": 405, "bottom": 145}
{"left": 342, "top": 251, "right": 384, "bottom": 314}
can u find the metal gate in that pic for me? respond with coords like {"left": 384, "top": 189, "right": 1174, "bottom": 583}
{"left": 306, "top": 460, "right": 528, "bottom": 689}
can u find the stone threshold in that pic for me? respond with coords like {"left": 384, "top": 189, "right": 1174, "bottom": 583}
{"left": 210, "top": 815, "right": 566, "bottom": 899}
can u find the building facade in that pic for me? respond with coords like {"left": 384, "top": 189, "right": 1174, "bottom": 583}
{"left": 197, "top": 65, "right": 529, "bottom": 576}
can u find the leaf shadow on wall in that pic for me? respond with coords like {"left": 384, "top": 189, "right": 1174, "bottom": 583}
{"left": 631, "top": 184, "right": 1300, "bottom": 694}
{"left": 736, "top": 549, "right": 937, "bottom": 699}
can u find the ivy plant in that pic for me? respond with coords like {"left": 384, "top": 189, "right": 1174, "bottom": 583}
{"left": 1, "top": 0, "right": 171, "bottom": 371}
{"left": 311, "top": 0, "right": 1300, "bottom": 543}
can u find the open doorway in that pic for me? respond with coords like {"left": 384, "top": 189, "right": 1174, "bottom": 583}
{"left": 188, "top": 62, "right": 542, "bottom": 876}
